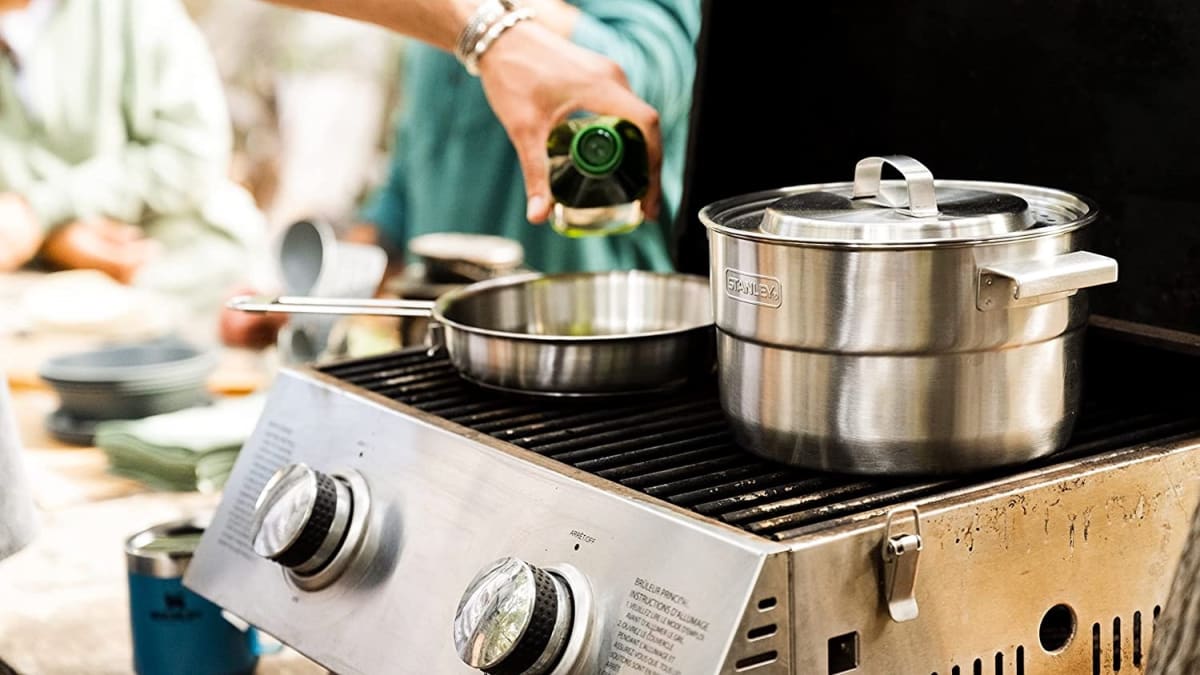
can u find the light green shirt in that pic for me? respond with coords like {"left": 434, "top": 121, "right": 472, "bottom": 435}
{"left": 0, "top": 0, "right": 260, "bottom": 248}
{"left": 361, "top": 0, "right": 702, "bottom": 274}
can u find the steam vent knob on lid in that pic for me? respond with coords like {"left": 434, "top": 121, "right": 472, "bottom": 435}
{"left": 250, "top": 463, "right": 353, "bottom": 576}
{"left": 452, "top": 557, "right": 574, "bottom": 675}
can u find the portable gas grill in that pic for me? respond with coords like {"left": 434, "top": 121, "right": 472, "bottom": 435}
{"left": 186, "top": 2, "right": 1200, "bottom": 671}
{"left": 184, "top": 317, "right": 1200, "bottom": 674}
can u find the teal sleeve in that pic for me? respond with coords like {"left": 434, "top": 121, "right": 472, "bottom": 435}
{"left": 357, "top": 124, "right": 408, "bottom": 246}
{"left": 569, "top": 0, "right": 702, "bottom": 126}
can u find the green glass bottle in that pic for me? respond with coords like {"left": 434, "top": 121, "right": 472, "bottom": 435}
{"left": 546, "top": 115, "right": 649, "bottom": 237}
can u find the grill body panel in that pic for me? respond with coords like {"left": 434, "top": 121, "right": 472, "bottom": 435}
{"left": 182, "top": 322, "right": 1200, "bottom": 674}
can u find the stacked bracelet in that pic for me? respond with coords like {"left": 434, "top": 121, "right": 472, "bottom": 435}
{"left": 454, "top": 0, "right": 536, "bottom": 76}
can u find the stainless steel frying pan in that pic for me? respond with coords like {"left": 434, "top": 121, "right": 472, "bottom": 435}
{"left": 229, "top": 271, "right": 715, "bottom": 397}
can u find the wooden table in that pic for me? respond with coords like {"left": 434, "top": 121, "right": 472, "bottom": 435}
{"left": 0, "top": 272, "right": 326, "bottom": 674}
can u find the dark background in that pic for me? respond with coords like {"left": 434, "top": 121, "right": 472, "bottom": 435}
{"left": 674, "top": 0, "right": 1200, "bottom": 335}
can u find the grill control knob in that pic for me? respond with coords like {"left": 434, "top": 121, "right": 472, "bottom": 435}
{"left": 250, "top": 463, "right": 353, "bottom": 576}
{"left": 453, "top": 557, "right": 574, "bottom": 675}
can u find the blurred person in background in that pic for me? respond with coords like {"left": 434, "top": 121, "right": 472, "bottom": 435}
{"left": 182, "top": 0, "right": 402, "bottom": 235}
{"left": 0, "top": 0, "right": 267, "bottom": 324}
{"left": 221, "top": 0, "right": 701, "bottom": 348}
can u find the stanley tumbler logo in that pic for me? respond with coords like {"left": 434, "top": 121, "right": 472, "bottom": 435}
{"left": 724, "top": 269, "right": 782, "bottom": 308}
{"left": 164, "top": 592, "right": 186, "bottom": 610}
{"left": 150, "top": 590, "right": 201, "bottom": 622}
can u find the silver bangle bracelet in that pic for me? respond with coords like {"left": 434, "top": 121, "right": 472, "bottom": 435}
{"left": 454, "top": 0, "right": 514, "bottom": 67}
{"left": 462, "top": 7, "right": 535, "bottom": 76}
{"left": 454, "top": 0, "right": 535, "bottom": 76}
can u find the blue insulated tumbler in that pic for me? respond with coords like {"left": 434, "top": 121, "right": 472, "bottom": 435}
{"left": 125, "top": 519, "right": 261, "bottom": 675}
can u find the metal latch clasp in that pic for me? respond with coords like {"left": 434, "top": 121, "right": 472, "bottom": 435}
{"left": 881, "top": 505, "right": 923, "bottom": 623}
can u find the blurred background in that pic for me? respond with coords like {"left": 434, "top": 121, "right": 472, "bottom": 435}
{"left": 0, "top": 4, "right": 407, "bottom": 672}
{"left": 180, "top": 0, "right": 403, "bottom": 237}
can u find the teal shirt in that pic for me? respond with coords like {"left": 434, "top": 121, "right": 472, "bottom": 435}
{"left": 360, "top": 0, "right": 701, "bottom": 273}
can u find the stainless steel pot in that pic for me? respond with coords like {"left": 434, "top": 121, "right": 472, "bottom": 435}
{"left": 230, "top": 271, "right": 714, "bottom": 397}
{"left": 700, "top": 155, "right": 1119, "bottom": 474}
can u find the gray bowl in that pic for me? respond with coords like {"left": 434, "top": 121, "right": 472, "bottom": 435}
{"left": 39, "top": 339, "right": 216, "bottom": 385}
{"left": 38, "top": 338, "right": 216, "bottom": 421}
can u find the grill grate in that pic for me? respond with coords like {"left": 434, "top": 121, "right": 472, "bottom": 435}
{"left": 319, "top": 346, "right": 1200, "bottom": 541}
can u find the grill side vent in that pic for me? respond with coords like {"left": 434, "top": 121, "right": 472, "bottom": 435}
{"left": 931, "top": 647, "right": 1026, "bottom": 675}
{"left": 747, "top": 624, "right": 777, "bottom": 641}
{"left": 734, "top": 652, "right": 777, "bottom": 671}
{"left": 724, "top": 555, "right": 789, "bottom": 674}
{"left": 732, "top": 599, "right": 783, "bottom": 673}
{"left": 1092, "top": 607, "right": 1161, "bottom": 673}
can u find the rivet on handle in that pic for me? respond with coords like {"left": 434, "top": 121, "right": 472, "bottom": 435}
{"left": 852, "top": 155, "right": 940, "bottom": 217}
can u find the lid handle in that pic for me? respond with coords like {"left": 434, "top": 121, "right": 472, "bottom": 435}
{"left": 852, "top": 155, "right": 939, "bottom": 217}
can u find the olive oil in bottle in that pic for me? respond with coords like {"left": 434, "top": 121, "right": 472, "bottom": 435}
{"left": 546, "top": 115, "right": 649, "bottom": 237}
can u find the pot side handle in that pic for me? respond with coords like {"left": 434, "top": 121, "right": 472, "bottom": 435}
{"left": 977, "top": 251, "right": 1118, "bottom": 310}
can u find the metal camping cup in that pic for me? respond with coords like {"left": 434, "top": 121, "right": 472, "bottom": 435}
{"left": 125, "top": 519, "right": 277, "bottom": 675}
{"left": 276, "top": 219, "right": 389, "bottom": 363}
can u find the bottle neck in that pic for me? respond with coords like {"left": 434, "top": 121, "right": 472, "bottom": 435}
{"left": 569, "top": 123, "right": 624, "bottom": 177}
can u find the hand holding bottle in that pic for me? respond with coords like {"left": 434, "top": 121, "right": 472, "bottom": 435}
{"left": 475, "top": 19, "right": 662, "bottom": 225}
{"left": 263, "top": 0, "right": 666, "bottom": 226}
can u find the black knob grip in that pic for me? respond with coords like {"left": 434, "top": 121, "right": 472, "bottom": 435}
{"left": 272, "top": 471, "right": 337, "bottom": 569}
{"left": 485, "top": 566, "right": 559, "bottom": 675}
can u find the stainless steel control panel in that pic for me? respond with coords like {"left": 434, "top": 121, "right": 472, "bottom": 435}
{"left": 185, "top": 371, "right": 786, "bottom": 674}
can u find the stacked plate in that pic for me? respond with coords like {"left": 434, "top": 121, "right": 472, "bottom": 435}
{"left": 91, "top": 393, "right": 265, "bottom": 493}
{"left": 38, "top": 338, "right": 217, "bottom": 445}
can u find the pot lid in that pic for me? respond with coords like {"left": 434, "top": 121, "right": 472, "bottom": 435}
{"left": 407, "top": 232, "right": 525, "bottom": 273}
{"left": 408, "top": 232, "right": 524, "bottom": 267}
{"left": 725, "top": 156, "right": 1054, "bottom": 244}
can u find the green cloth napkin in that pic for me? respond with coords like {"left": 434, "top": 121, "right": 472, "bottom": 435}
{"left": 94, "top": 394, "right": 265, "bottom": 492}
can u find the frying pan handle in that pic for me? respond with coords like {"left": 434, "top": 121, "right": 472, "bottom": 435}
{"left": 425, "top": 322, "right": 447, "bottom": 357}
{"left": 226, "top": 295, "right": 436, "bottom": 318}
